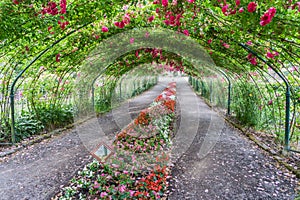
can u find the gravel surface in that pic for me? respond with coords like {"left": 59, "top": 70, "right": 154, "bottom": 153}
{"left": 168, "top": 78, "right": 299, "bottom": 200}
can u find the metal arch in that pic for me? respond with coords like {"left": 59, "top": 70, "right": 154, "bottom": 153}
{"left": 9, "top": 23, "right": 91, "bottom": 144}
{"left": 239, "top": 43, "right": 291, "bottom": 152}
{"left": 217, "top": 69, "right": 232, "bottom": 116}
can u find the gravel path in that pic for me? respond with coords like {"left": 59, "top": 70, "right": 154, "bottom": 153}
{"left": 0, "top": 79, "right": 170, "bottom": 200}
{"left": 0, "top": 77, "right": 298, "bottom": 200}
{"left": 168, "top": 77, "right": 298, "bottom": 200}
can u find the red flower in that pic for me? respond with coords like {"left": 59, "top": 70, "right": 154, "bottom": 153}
{"left": 148, "top": 15, "right": 154, "bottom": 22}
{"left": 247, "top": 2, "right": 257, "bottom": 13}
{"left": 222, "top": 4, "right": 229, "bottom": 16}
{"left": 236, "top": 0, "right": 240, "bottom": 6}
{"left": 268, "top": 7, "right": 276, "bottom": 18}
{"left": 114, "top": 21, "right": 125, "bottom": 28}
{"left": 260, "top": 7, "right": 276, "bottom": 26}
{"left": 247, "top": 53, "right": 257, "bottom": 65}
{"left": 239, "top": 7, "right": 244, "bottom": 13}
{"left": 56, "top": 54, "right": 61, "bottom": 62}
{"left": 102, "top": 26, "right": 109, "bottom": 32}
{"left": 162, "top": 0, "right": 168, "bottom": 7}
{"left": 208, "top": 39, "right": 212, "bottom": 44}
{"left": 60, "top": 0, "right": 66, "bottom": 14}
{"left": 183, "top": 29, "right": 189, "bottom": 36}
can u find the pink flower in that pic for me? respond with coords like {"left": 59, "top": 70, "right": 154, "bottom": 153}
{"left": 247, "top": 53, "right": 257, "bottom": 65}
{"left": 260, "top": 13, "right": 272, "bottom": 26}
{"left": 183, "top": 29, "right": 189, "bottom": 36}
{"left": 223, "top": 43, "right": 230, "bottom": 49}
{"left": 148, "top": 15, "right": 154, "bottom": 22}
{"left": 260, "top": 7, "right": 276, "bottom": 26}
{"left": 94, "top": 181, "right": 100, "bottom": 189}
{"left": 100, "top": 192, "right": 108, "bottom": 198}
{"left": 246, "top": 40, "right": 252, "bottom": 45}
{"left": 145, "top": 32, "right": 150, "bottom": 38}
{"left": 119, "top": 185, "right": 126, "bottom": 192}
{"left": 129, "top": 190, "right": 135, "bottom": 197}
{"left": 123, "top": 14, "right": 131, "bottom": 25}
{"left": 266, "top": 52, "right": 275, "bottom": 59}
{"left": 162, "top": 0, "right": 168, "bottom": 7}
{"left": 208, "top": 39, "right": 212, "bottom": 44}
{"left": 268, "top": 7, "right": 276, "bottom": 18}
{"left": 247, "top": 2, "right": 257, "bottom": 13}
{"left": 222, "top": 4, "right": 229, "bottom": 15}
{"left": 250, "top": 58, "right": 257, "bottom": 65}
{"left": 102, "top": 26, "right": 109, "bottom": 32}
{"left": 187, "top": 0, "right": 195, "bottom": 3}
{"left": 60, "top": 0, "right": 66, "bottom": 14}
{"left": 239, "top": 7, "right": 244, "bottom": 13}
{"left": 114, "top": 21, "right": 125, "bottom": 28}
{"left": 236, "top": 0, "right": 240, "bottom": 6}
{"left": 111, "top": 163, "right": 119, "bottom": 168}
{"left": 130, "top": 38, "right": 134, "bottom": 44}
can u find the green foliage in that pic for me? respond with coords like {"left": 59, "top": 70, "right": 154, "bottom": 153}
{"left": 232, "top": 82, "right": 262, "bottom": 127}
{"left": 34, "top": 104, "right": 74, "bottom": 130}
{"left": 15, "top": 112, "right": 44, "bottom": 142}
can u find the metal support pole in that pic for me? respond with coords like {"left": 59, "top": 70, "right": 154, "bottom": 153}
{"left": 217, "top": 69, "right": 231, "bottom": 115}
{"left": 210, "top": 79, "right": 212, "bottom": 103}
{"left": 91, "top": 86, "right": 95, "bottom": 111}
{"left": 239, "top": 43, "right": 291, "bottom": 151}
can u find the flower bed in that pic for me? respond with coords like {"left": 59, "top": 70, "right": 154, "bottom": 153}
{"left": 54, "top": 82, "right": 176, "bottom": 200}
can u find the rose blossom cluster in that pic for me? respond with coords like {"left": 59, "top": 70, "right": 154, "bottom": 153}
{"left": 260, "top": 7, "right": 276, "bottom": 26}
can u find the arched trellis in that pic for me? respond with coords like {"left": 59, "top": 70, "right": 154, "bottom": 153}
{"left": 6, "top": 26, "right": 298, "bottom": 154}
{"left": 0, "top": 0, "right": 298, "bottom": 154}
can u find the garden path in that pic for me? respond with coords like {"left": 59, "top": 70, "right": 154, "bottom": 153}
{"left": 0, "top": 79, "right": 170, "bottom": 200}
{"left": 169, "top": 77, "right": 298, "bottom": 200}
{"left": 0, "top": 77, "right": 298, "bottom": 200}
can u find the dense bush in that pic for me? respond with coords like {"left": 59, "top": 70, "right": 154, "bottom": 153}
{"left": 34, "top": 104, "right": 75, "bottom": 131}
{"left": 15, "top": 112, "right": 44, "bottom": 142}
{"left": 232, "top": 82, "right": 262, "bottom": 127}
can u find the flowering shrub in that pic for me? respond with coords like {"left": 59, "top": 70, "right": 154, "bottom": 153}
{"left": 55, "top": 82, "right": 176, "bottom": 199}
{"left": 115, "top": 82, "right": 176, "bottom": 153}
